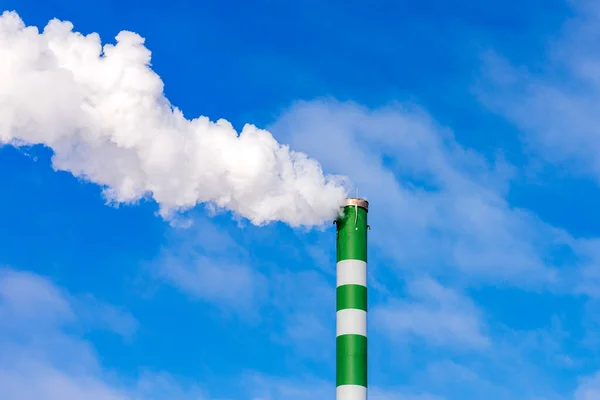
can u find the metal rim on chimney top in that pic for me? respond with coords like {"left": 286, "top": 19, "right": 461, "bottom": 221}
{"left": 344, "top": 197, "right": 368, "bottom": 211}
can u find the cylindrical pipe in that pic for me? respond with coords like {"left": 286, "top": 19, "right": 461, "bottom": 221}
{"left": 336, "top": 197, "right": 368, "bottom": 400}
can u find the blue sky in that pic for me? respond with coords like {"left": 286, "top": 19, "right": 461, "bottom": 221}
{"left": 2, "top": 0, "right": 600, "bottom": 399}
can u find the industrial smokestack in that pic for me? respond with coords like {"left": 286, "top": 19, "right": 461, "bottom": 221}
{"left": 335, "top": 198, "right": 368, "bottom": 400}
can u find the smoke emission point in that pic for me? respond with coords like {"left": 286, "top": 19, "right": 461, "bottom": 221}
{"left": 344, "top": 198, "right": 369, "bottom": 212}
{"left": 0, "top": 10, "right": 349, "bottom": 228}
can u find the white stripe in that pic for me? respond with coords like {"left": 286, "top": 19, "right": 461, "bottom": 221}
{"left": 336, "top": 309, "right": 367, "bottom": 337}
{"left": 336, "top": 385, "right": 366, "bottom": 400}
{"left": 336, "top": 260, "right": 367, "bottom": 287}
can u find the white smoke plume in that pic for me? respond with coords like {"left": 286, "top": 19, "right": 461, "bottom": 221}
{"left": 0, "top": 11, "right": 348, "bottom": 227}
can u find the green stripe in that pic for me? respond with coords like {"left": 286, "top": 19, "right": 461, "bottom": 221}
{"left": 337, "top": 284, "right": 367, "bottom": 311}
{"left": 336, "top": 334, "right": 367, "bottom": 387}
{"left": 336, "top": 206, "right": 367, "bottom": 262}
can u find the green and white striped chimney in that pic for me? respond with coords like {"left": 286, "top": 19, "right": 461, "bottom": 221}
{"left": 335, "top": 198, "right": 369, "bottom": 400}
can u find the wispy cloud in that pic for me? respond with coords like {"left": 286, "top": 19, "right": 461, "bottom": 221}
{"left": 73, "top": 294, "right": 139, "bottom": 340}
{"left": 477, "top": 0, "right": 600, "bottom": 299}
{"left": 575, "top": 371, "right": 600, "bottom": 400}
{"left": 479, "top": 0, "right": 600, "bottom": 181}
{"left": 268, "top": 268, "right": 335, "bottom": 362}
{"left": 157, "top": 253, "right": 267, "bottom": 310}
{"left": 150, "top": 219, "right": 268, "bottom": 313}
{"left": 270, "top": 99, "right": 562, "bottom": 288}
{"left": 0, "top": 267, "right": 137, "bottom": 338}
{"left": 0, "top": 267, "right": 209, "bottom": 400}
{"left": 150, "top": 215, "right": 337, "bottom": 361}
{"left": 243, "top": 372, "right": 442, "bottom": 400}
{"left": 372, "top": 277, "right": 489, "bottom": 349}
{"left": 0, "top": 268, "right": 75, "bottom": 327}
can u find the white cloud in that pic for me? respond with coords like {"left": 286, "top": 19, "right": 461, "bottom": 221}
{"left": 0, "top": 10, "right": 346, "bottom": 227}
